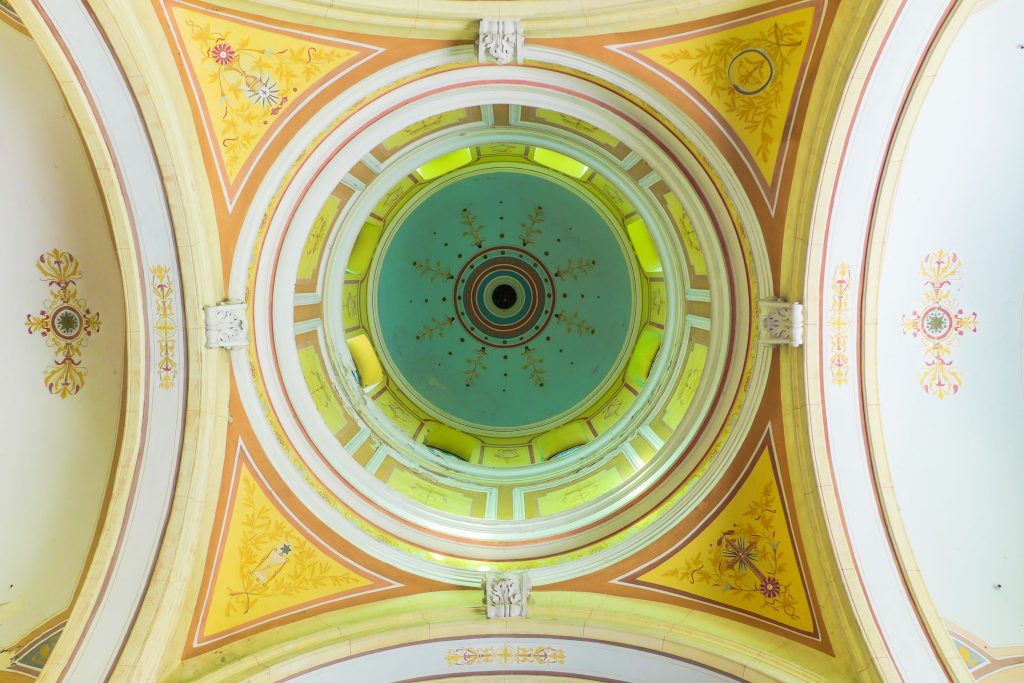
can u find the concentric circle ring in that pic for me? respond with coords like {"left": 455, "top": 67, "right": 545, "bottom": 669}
{"left": 455, "top": 246, "right": 555, "bottom": 347}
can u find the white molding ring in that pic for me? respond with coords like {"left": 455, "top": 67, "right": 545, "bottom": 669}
{"left": 231, "top": 46, "right": 772, "bottom": 585}
{"left": 275, "top": 93, "right": 698, "bottom": 543}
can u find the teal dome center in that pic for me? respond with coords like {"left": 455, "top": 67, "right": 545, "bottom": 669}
{"left": 370, "top": 169, "right": 637, "bottom": 433}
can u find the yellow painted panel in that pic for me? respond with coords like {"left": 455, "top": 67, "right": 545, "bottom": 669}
{"left": 481, "top": 445, "right": 533, "bottom": 467}
{"left": 167, "top": 3, "right": 363, "bottom": 182}
{"left": 649, "top": 280, "right": 667, "bottom": 325}
{"left": 529, "top": 147, "right": 589, "bottom": 179}
{"left": 535, "top": 464, "right": 625, "bottom": 517}
{"left": 383, "top": 466, "right": 476, "bottom": 517}
{"left": 533, "top": 109, "right": 622, "bottom": 149}
{"left": 533, "top": 420, "right": 591, "bottom": 461}
{"left": 347, "top": 221, "right": 383, "bottom": 276}
{"left": 346, "top": 333, "right": 383, "bottom": 388}
{"left": 423, "top": 423, "right": 480, "bottom": 462}
{"left": 591, "top": 173, "right": 635, "bottom": 216}
{"left": 629, "top": 435, "right": 658, "bottom": 464}
{"left": 478, "top": 143, "right": 527, "bottom": 157}
{"left": 589, "top": 386, "right": 639, "bottom": 434}
{"left": 664, "top": 192, "right": 706, "bottom": 275}
{"left": 297, "top": 195, "right": 341, "bottom": 280}
{"left": 372, "top": 389, "right": 422, "bottom": 438}
{"left": 626, "top": 327, "right": 663, "bottom": 387}
{"left": 636, "top": 6, "right": 815, "bottom": 183}
{"left": 626, "top": 216, "right": 662, "bottom": 273}
{"left": 202, "top": 458, "right": 373, "bottom": 639}
{"left": 633, "top": 446, "right": 816, "bottom": 634}
{"left": 342, "top": 281, "right": 362, "bottom": 329}
{"left": 381, "top": 109, "right": 468, "bottom": 151}
{"left": 373, "top": 175, "right": 417, "bottom": 219}
{"left": 662, "top": 343, "right": 707, "bottom": 430}
{"left": 416, "top": 147, "right": 474, "bottom": 180}
{"left": 298, "top": 345, "right": 349, "bottom": 436}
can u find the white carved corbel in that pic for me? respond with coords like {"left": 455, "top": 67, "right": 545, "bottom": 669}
{"left": 483, "top": 571, "right": 530, "bottom": 618}
{"left": 759, "top": 299, "right": 803, "bottom": 347}
{"left": 477, "top": 19, "right": 524, "bottom": 65}
{"left": 204, "top": 300, "right": 248, "bottom": 349}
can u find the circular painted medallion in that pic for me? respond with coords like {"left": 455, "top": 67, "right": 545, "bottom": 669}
{"left": 50, "top": 304, "right": 84, "bottom": 342}
{"left": 371, "top": 170, "right": 638, "bottom": 432}
{"left": 454, "top": 246, "right": 555, "bottom": 348}
{"left": 920, "top": 305, "right": 953, "bottom": 340}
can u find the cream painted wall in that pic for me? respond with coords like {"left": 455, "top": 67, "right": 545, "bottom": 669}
{"left": 875, "top": 0, "right": 1024, "bottom": 648}
{"left": 0, "top": 22, "right": 125, "bottom": 647}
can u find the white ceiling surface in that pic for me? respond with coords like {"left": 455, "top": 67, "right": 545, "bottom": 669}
{"left": 875, "top": 0, "right": 1024, "bottom": 647}
{"left": 0, "top": 25, "right": 124, "bottom": 646}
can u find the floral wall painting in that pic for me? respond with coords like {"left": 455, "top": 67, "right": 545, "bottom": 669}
{"left": 608, "top": 0, "right": 823, "bottom": 203}
{"left": 162, "top": 0, "right": 382, "bottom": 204}
{"left": 615, "top": 429, "right": 824, "bottom": 644}
{"left": 25, "top": 249, "right": 101, "bottom": 398}
{"left": 828, "top": 263, "right": 851, "bottom": 385}
{"left": 900, "top": 250, "right": 978, "bottom": 398}
{"left": 149, "top": 265, "right": 178, "bottom": 389}
{"left": 191, "top": 440, "right": 398, "bottom": 648}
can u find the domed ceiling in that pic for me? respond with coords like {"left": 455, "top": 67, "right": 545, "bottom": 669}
{"left": 371, "top": 167, "right": 638, "bottom": 435}
{"left": 11, "top": 0, "right": 1018, "bottom": 681}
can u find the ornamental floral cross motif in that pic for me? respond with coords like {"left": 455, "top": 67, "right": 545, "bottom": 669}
{"left": 25, "top": 249, "right": 101, "bottom": 398}
{"left": 900, "top": 250, "right": 978, "bottom": 398}
{"left": 664, "top": 479, "right": 800, "bottom": 621}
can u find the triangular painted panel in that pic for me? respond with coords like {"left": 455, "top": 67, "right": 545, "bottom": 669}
{"left": 608, "top": 0, "right": 823, "bottom": 205}
{"left": 160, "top": 0, "right": 382, "bottom": 207}
{"left": 192, "top": 439, "right": 399, "bottom": 647}
{"left": 616, "top": 432, "right": 822, "bottom": 641}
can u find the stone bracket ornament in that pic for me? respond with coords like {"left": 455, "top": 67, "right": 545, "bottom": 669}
{"left": 204, "top": 300, "right": 248, "bottom": 349}
{"left": 477, "top": 19, "right": 524, "bottom": 65}
{"left": 483, "top": 571, "right": 530, "bottom": 618}
{"left": 759, "top": 299, "right": 803, "bottom": 347}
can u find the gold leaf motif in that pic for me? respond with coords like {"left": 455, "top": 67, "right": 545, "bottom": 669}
{"left": 25, "top": 249, "right": 101, "bottom": 398}
{"left": 828, "top": 264, "right": 850, "bottom": 385}
{"left": 520, "top": 346, "right": 545, "bottom": 387}
{"left": 900, "top": 250, "right": 978, "bottom": 398}
{"left": 464, "top": 347, "right": 489, "bottom": 386}
{"left": 660, "top": 21, "right": 805, "bottom": 165}
{"left": 149, "top": 265, "right": 178, "bottom": 389}
{"left": 446, "top": 644, "right": 566, "bottom": 667}
{"left": 518, "top": 206, "right": 545, "bottom": 246}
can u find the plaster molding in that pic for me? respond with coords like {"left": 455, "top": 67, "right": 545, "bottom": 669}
{"left": 758, "top": 299, "right": 804, "bottom": 347}
{"left": 204, "top": 300, "right": 249, "bottom": 349}
{"left": 477, "top": 19, "right": 523, "bottom": 65}
{"left": 484, "top": 572, "right": 530, "bottom": 618}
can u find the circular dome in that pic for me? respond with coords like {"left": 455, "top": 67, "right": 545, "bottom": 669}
{"left": 240, "top": 59, "right": 768, "bottom": 583}
{"left": 367, "top": 167, "right": 641, "bottom": 437}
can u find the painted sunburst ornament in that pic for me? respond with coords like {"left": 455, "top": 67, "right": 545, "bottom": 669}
{"left": 901, "top": 250, "right": 978, "bottom": 398}
{"left": 25, "top": 249, "right": 101, "bottom": 398}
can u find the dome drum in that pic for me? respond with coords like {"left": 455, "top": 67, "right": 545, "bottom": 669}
{"left": 242, "top": 59, "right": 768, "bottom": 582}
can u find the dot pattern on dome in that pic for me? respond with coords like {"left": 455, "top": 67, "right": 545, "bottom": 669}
{"left": 372, "top": 170, "right": 636, "bottom": 432}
